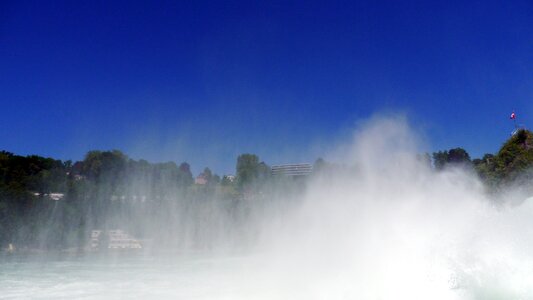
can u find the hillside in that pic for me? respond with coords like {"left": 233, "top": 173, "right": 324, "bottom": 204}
{"left": 476, "top": 129, "right": 533, "bottom": 186}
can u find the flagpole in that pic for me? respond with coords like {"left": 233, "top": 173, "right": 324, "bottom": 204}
{"left": 510, "top": 111, "right": 518, "bottom": 134}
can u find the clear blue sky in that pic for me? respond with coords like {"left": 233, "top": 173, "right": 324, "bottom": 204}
{"left": 1, "top": 1, "right": 531, "bottom": 174}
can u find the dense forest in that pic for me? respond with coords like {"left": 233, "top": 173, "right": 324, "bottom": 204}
{"left": 2, "top": 129, "right": 533, "bottom": 251}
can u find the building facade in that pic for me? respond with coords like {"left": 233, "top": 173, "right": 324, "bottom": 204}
{"left": 271, "top": 163, "right": 313, "bottom": 176}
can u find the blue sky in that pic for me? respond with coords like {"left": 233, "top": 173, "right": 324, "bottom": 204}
{"left": 1, "top": 1, "right": 531, "bottom": 174}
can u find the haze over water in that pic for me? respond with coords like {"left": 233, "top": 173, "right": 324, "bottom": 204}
{"left": 3, "top": 117, "right": 533, "bottom": 299}
{"left": 1, "top": 1, "right": 531, "bottom": 298}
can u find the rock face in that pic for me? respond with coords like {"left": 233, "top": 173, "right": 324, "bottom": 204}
{"left": 90, "top": 230, "right": 142, "bottom": 251}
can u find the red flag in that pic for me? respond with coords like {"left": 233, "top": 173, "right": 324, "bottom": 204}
{"left": 510, "top": 112, "right": 516, "bottom": 119}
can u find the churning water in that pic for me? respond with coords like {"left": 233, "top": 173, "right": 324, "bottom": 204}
{"left": 0, "top": 254, "right": 267, "bottom": 300}
{"left": 3, "top": 116, "right": 533, "bottom": 299}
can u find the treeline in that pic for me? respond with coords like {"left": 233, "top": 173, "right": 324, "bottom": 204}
{"left": 430, "top": 129, "right": 533, "bottom": 190}
{"left": 2, "top": 129, "right": 533, "bottom": 250}
{"left": 0, "top": 150, "right": 285, "bottom": 250}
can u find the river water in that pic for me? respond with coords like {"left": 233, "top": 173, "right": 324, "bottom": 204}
{"left": 0, "top": 253, "right": 270, "bottom": 300}
{"left": 1, "top": 247, "right": 531, "bottom": 300}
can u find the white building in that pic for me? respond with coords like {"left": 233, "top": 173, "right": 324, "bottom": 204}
{"left": 108, "top": 230, "right": 142, "bottom": 249}
{"left": 223, "top": 175, "right": 235, "bottom": 182}
{"left": 195, "top": 174, "right": 208, "bottom": 185}
{"left": 89, "top": 229, "right": 142, "bottom": 250}
{"left": 271, "top": 163, "right": 313, "bottom": 176}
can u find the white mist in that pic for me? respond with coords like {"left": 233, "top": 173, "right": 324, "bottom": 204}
{"left": 2, "top": 116, "right": 533, "bottom": 300}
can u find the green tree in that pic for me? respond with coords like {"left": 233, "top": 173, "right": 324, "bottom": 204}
{"left": 211, "top": 174, "right": 221, "bottom": 184}
{"left": 81, "top": 150, "right": 127, "bottom": 184}
{"left": 448, "top": 148, "right": 471, "bottom": 164}
{"left": 432, "top": 148, "right": 471, "bottom": 170}
{"left": 236, "top": 154, "right": 259, "bottom": 188}
{"left": 202, "top": 167, "right": 213, "bottom": 182}
{"left": 432, "top": 151, "right": 448, "bottom": 170}
{"left": 235, "top": 154, "right": 271, "bottom": 189}
{"left": 489, "top": 130, "right": 533, "bottom": 183}
{"left": 178, "top": 162, "right": 193, "bottom": 187}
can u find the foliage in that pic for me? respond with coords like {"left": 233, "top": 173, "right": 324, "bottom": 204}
{"left": 474, "top": 129, "right": 533, "bottom": 187}
{"left": 236, "top": 154, "right": 270, "bottom": 189}
{"left": 0, "top": 149, "right": 276, "bottom": 250}
{"left": 3, "top": 129, "right": 533, "bottom": 251}
{"left": 432, "top": 148, "right": 471, "bottom": 170}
